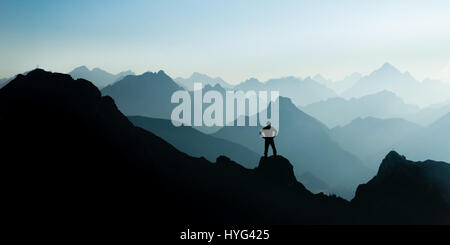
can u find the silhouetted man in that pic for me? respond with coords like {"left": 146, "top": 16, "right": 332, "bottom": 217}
{"left": 259, "top": 121, "right": 277, "bottom": 158}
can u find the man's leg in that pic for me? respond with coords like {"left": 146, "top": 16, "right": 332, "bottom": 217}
{"left": 264, "top": 138, "right": 269, "bottom": 158}
{"left": 270, "top": 139, "right": 277, "bottom": 156}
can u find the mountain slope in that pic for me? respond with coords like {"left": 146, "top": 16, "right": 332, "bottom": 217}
{"left": 352, "top": 151, "right": 450, "bottom": 224}
{"left": 394, "top": 112, "right": 450, "bottom": 163}
{"left": 128, "top": 116, "right": 259, "bottom": 168}
{"left": 213, "top": 97, "right": 374, "bottom": 199}
{"left": 407, "top": 99, "right": 450, "bottom": 126}
{"left": 302, "top": 90, "right": 420, "bottom": 128}
{"left": 1, "top": 69, "right": 447, "bottom": 226}
{"left": 175, "top": 72, "right": 232, "bottom": 90}
{"left": 0, "top": 69, "right": 352, "bottom": 225}
{"left": 101, "top": 70, "right": 182, "bottom": 119}
{"left": 330, "top": 117, "right": 423, "bottom": 169}
{"left": 0, "top": 76, "right": 14, "bottom": 88}
{"left": 69, "top": 66, "right": 134, "bottom": 88}
{"left": 234, "top": 76, "right": 337, "bottom": 106}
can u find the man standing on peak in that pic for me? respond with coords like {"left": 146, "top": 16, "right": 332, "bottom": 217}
{"left": 259, "top": 121, "right": 277, "bottom": 158}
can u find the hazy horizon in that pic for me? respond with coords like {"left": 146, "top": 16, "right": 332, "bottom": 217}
{"left": 1, "top": 0, "right": 449, "bottom": 84}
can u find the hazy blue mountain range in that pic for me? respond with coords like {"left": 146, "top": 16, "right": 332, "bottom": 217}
{"left": 302, "top": 90, "right": 420, "bottom": 128}
{"left": 69, "top": 66, "right": 134, "bottom": 88}
{"left": 234, "top": 76, "right": 337, "bottom": 106}
{"left": 342, "top": 63, "right": 450, "bottom": 107}
{"left": 175, "top": 72, "right": 233, "bottom": 90}
{"left": 313, "top": 73, "right": 363, "bottom": 95}
{"left": 1, "top": 69, "right": 448, "bottom": 225}
{"left": 394, "top": 112, "right": 450, "bottom": 164}
{"left": 332, "top": 73, "right": 363, "bottom": 94}
{"left": 128, "top": 116, "right": 259, "bottom": 168}
{"left": 312, "top": 74, "right": 333, "bottom": 87}
{"left": 330, "top": 117, "right": 423, "bottom": 170}
{"left": 101, "top": 70, "right": 182, "bottom": 119}
{"left": 213, "top": 96, "right": 374, "bottom": 199}
{"left": 330, "top": 112, "right": 450, "bottom": 171}
{"left": 406, "top": 99, "right": 450, "bottom": 126}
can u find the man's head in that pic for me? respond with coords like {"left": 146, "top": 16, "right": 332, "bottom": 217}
{"left": 266, "top": 121, "right": 271, "bottom": 126}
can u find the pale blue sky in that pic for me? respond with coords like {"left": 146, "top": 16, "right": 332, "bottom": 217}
{"left": 1, "top": 0, "right": 449, "bottom": 83}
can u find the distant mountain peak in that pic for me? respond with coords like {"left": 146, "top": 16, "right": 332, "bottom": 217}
{"left": 92, "top": 67, "right": 105, "bottom": 72}
{"left": 69, "top": 66, "right": 135, "bottom": 88}
{"left": 381, "top": 62, "right": 395, "bottom": 69}
{"left": 72, "top": 65, "right": 90, "bottom": 72}
{"left": 313, "top": 74, "right": 332, "bottom": 85}
{"left": 157, "top": 70, "right": 167, "bottom": 76}
{"left": 375, "top": 62, "right": 401, "bottom": 75}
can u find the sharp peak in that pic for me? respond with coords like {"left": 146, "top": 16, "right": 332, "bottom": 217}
{"left": 375, "top": 62, "right": 401, "bottom": 73}
{"left": 141, "top": 70, "right": 169, "bottom": 76}
{"left": 377, "top": 151, "right": 410, "bottom": 175}
{"left": 381, "top": 62, "right": 396, "bottom": 69}
{"left": 382, "top": 151, "right": 409, "bottom": 165}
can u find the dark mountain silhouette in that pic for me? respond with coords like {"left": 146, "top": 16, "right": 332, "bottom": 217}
{"left": 1, "top": 69, "right": 448, "bottom": 226}
{"left": 213, "top": 96, "right": 374, "bottom": 199}
{"left": 0, "top": 69, "right": 351, "bottom": 225}
{"left": 69, "top": 66, "right": 134, "bottom": 88}
{"left": 331, "top": 117, "right": 423, "bottom": 170}
{"left": 101, "top": 70, "right": 182, "bottom": 119}
{"left": 0, "top": 77, "right": 12, "bottom": 88}
{"left": 128, "top": 116, "right": 259, "bottom": 168}
{"left": 175, "top": 72, "right": 232, "bottom": 90}
{"left": 234, "top": 76, "right": 337, "bottom": 106}
{"left": 302, "top": 90, "right": 420, "bottom": 128}
{"left": 351, "top": 151, "right": 450, "bottom": 224}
